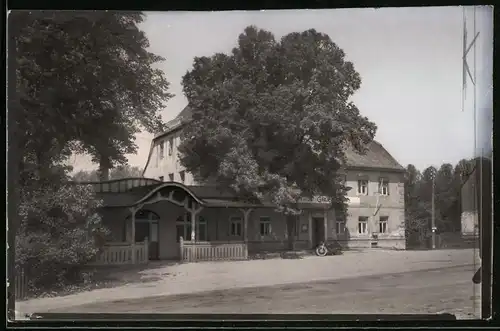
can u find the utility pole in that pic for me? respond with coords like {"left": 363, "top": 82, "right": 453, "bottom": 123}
{"left": 431, "top": 175, "right": 436, "bottom": 249}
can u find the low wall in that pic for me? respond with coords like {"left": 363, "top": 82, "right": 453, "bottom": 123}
{"left": 338, "top": 237, "right": 406, "bottom": 250}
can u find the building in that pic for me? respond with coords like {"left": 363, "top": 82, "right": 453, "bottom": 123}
{"left": 460, "top": 157, "right": 492, "bottom": 245}
{"left": 88, "top": 106, "right": 406, "bottom": 265}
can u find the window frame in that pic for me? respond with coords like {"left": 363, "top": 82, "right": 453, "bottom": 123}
{"left": 175, "top": 213, "right": 208, "bottom": 242}
{"left": 378, "top": 177, "right": 389, "bottom": 196}
{"left": 229, "top": 216, "right": 243, "bottom": 237}
{"left": 335, "top": 220, "right": 346, "bottom": 234}
{"left": 168, "top": 138, "right": 174, "bottom": 156}
{"left": 259, "top": 216, "right": 272, "bottom": 236}
{"left": 379, "top": 216, "right": 389, "bottom": 234}
{"left": 357, "top": 179, "right": 368, "bottom": 196}
{"left": 159, "top": 141, "right": 165, "bottom": 159}
{"left": 358, "top": 216, "right": 369, "bottom": 235}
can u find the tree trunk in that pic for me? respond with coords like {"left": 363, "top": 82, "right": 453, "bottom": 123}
{"left": 98, "top": 155, "right": 111, "bottom": 181}
{"left": 286, "top": 214, "right": 295, "bottom": 250}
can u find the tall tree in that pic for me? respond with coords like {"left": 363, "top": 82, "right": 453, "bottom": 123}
{"left": 435, "top": 163, "right": 460, "bottom": 232}
{"left": 11, "top": 11, "right": 172, "bottom": 180}
{"left": 403, "top": 164, "right": 428, "bottom": 246}
{"left": 179, "top": 26, "right": 377, "bottom": 247}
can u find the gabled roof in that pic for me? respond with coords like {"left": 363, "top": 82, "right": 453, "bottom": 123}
{"left": 146, "top": 105, "right": 404, "bottom": 173}
{"left": 344, "top": 141, "right": 405, "bottom": 172}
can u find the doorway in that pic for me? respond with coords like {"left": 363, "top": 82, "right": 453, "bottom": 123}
{"left": 132, "top": 209, "right": 160, "bottom": 260}
{"left": 312, "top": 217, "right": 325, "bottom": 247}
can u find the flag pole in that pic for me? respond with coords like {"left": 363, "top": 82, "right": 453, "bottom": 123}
{"left": 462, "top": 7, "right": 466, "bottom": 112}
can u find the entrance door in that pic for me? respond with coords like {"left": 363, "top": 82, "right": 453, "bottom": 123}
{"left": 312, "top": 217, "right": 325, "bottom": 247}
{"left": 135, "top": 221, "right": 160, "bottom": 260}
{"left": 149, "top": 222, "right": 159, "bottom": 260}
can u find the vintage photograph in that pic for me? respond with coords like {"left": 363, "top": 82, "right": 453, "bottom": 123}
{"left": 9, "top": 6, "right": 493, "bottom": 320}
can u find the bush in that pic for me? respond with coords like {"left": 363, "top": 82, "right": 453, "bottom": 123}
{"left": 16, "top": 183, "right": 109, "bottom": 293}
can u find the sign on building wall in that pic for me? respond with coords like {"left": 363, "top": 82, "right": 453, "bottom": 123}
{"left": 298, "top": 196, "right": 361, "bottom": 206}
{"left": 299, "top": 196, "right": 332, "bottom": 204}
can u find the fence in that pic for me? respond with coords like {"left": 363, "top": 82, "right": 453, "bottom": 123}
{"left": 180, "top": 237, "right": 248, "bottom": 262}
{"left": 15, "top": 269, "right": 28, "bottom": 301}
{"left": 93, "top": 238, "right": 149, "bottom": 265}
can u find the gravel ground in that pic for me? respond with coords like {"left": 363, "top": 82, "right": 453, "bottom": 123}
{"left": 17, "top": 248, "right": 479, "bottom": 315}
{"left": 49, "top": 265, "right": 481, "bottom": 319}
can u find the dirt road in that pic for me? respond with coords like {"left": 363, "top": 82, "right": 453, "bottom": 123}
{"left": 18, "top": 249, "right": 479, "bottom": 315}
{"left": 52, "top": 264, "right": 480, "bottom": 319}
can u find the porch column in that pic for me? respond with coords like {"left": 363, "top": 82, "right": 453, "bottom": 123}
{"left": 240, "top": 209, "right": 253, "bottom": 242}
{"left": 130, "top": 208, "right": 136, "bottom": 244}
{"left": 308, "top": 211, "right": 313, "bottom": 248}
{"left": 190, "top": 209, "right": 196, "bottom": 241}
{"left": 323, "top": 209, "right": 328, "bottom": 242}
{"left": 130, "top": 207, "right": 136, "bottom": 263}
{"left": 190, "top": 201, "right": 203, "bottom": 241}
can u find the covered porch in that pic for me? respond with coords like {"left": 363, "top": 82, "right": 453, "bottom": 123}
{"left": 88, "top": 179, "right": 333, "bottom": 265}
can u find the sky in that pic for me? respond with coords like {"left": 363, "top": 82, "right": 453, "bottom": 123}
{"left": 68, "top": 6, "right": 493, "bottom": 173}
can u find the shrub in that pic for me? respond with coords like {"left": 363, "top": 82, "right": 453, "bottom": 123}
{"left": 16, "top": 183, "right": 109, "bottom": 293}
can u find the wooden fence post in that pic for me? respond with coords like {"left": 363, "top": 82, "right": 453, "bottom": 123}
{"left": 179, "top": 236, "right": 184, "bottom": 261}
{"left": 144, "top": 237, "right": 149, "bottom": 263}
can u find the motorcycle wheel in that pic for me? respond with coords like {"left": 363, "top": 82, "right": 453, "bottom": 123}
{"left": 315, "top": 246, "right": 328, "bottom": 256}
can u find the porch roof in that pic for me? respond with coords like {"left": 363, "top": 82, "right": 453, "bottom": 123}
{"left": 77, "top": 179, "right": 330, "bottom": 210}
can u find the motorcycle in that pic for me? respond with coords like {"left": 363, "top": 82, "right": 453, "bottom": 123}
{"left": 315, "top": 241, "right": 343, "bottom": 256}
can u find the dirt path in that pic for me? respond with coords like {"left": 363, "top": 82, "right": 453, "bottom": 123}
{"left": 17, "top": 249, "right": 479, "bottom": 314}
{"left": 49, "top": 265, "right": 481, "bottom": 319}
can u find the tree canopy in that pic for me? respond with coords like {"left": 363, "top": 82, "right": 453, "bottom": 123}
{"left": 179, "top": 26, "right": 376, "bottom": 215}
{"left": 8, "top": 11, "right": 169, "bottom": 298}
{"left": 72, "top": 165, "right": 143, "bottom": 182}
{"left": 10, "top": 11, "right": 172, "bottom": 181}
{"left": 403, "top": 158, "right": 477, "bottom": 248}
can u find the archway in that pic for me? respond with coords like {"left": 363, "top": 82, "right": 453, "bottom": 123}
{"left": 126, "top": 209, "right": 160, "bottom": 260}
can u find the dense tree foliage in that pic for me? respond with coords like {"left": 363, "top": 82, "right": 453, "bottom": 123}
{"left": 404, "top": 159, "right": 476, "bottom": 248}
{"left": 10, "top": 11, "right": 172, "bottom": 180}
{"left": 180, "top": 26, "right": 376, "bottom": 217}
{"left": 72, "top": 165, "right": 143, "bottom": 181}
{"left": 16, "top": 181, "right": 109, "bottom": 292}
{"left": 9, "top": 11, "right": 169, "bottom": 296}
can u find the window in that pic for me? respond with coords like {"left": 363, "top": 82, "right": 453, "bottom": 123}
{"left": 198, "top": 216, "right": 207, "bottom": 241}
{"left": 230, "top": 216, "right": 242, "bottom": 236}
{"left": 155, "top": 145, "right": 159, "bottom": 167}
{"left": 176, "top": 222, "right": 184, "bottom": 242}
{"left": 176, "top": 214, "right": 207, "bottom": 242}
{"left": 357, "top": 180, "right": 368, "bottom": 195}
{"left": 379, "top": 178, "right": 389, "bottom": 196}
{"left": 168, "top": 138, "right": 174, "bottom": 156}
{"left": 379, "top": 216, "right": 388, "bottom": 233}
{"left": 259, "top": 217, "right": 272, "bottom": 236}
{"left": 358, "top": 216, "right": 368, "bottom": 234}
{"left": 159, "top": 142, "right": 164, "bottom": 159}
{"left": 179, "top": 171, "right": 185, "bottom": 183}
{"left": 336, "top": 220, "right": 346, "bottom": 234}
{"left": 168, "top": 173, "right": 174, "bottom": 181}
{"left": 159, "top": 176, "right": 164, "bottom": 182}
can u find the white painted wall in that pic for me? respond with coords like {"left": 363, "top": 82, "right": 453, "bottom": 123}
{"left": 143, "top": 131, "right": 196, "bottom": 185}
{"left": 342, "top": 170, "right": 405, "bottom": 242}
